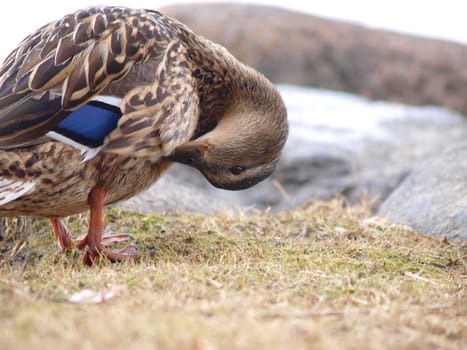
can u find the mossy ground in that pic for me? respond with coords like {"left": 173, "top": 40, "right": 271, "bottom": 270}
{"left": 0, "top": 199, "right": 465, "bottom": 349}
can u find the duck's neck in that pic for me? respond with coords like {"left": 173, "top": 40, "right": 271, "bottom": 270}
{"left": 181, "top": 30, "right": 281, "bottom": 139}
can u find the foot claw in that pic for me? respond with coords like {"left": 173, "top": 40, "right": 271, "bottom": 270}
{"left": 76, "top": 233, "right": 133, "bottom": 250}
{"left": 115, "top": 244, "right": 139, "bottom": 256}
{"left": 82, "top": 247, "right": 94, "bottom": 267}
{"left": 102, "top": 233, "right": 134, "bottom": 245}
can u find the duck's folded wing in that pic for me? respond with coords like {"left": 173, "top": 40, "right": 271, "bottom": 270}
{"left": 0, "top": 7, "right": 170, "bottom": 148}
{"left": 104, "top": 41, "right": 200, "bottom": 158}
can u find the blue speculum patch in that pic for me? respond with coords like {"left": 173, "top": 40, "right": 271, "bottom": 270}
{"left": 54, "top": 101, "right": 122, "bottom": 147}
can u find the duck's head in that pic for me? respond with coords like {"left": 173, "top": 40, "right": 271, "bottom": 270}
{"left": 167, "top": 79, "right": 288, "bottom": 191}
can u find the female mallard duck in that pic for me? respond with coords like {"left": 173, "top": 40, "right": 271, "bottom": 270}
{"left": 0, "top": 6, "right": 288, "bottom": 265}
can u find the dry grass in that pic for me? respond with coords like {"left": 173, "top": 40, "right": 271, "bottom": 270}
{"left": 0, "top": 199, "right": 465, "bottom": 349}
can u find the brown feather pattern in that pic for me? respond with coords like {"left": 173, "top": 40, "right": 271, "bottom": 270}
{"left": 0, "top": 7, "right": 177, "bottom": 146}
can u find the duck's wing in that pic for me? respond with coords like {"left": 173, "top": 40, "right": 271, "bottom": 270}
{"left": 0, "top": 7, "right": 175, "bottom": 149}
{"left": 103, "top": 40, "right": 199, "bottom": 158}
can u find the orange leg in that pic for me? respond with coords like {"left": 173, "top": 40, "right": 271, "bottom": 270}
{"left": 76, "top": 186, "right": 140, "bottom": 266}
{"left": 50, "top": 217, "right": 74, "bottom": 251}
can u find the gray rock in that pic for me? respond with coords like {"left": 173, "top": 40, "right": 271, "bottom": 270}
{"left": 115, "top": 174, "right": 236, "bottom": 214}
{"left": 378, "top": 143, "right": 467, "bottom": 240}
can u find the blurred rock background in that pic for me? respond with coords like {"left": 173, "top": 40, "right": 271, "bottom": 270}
{"left": 161, "top": 3, "right": 467, "bottom": 114}
{"left": 117, "top": 3, "right": 467, "bottom": 239}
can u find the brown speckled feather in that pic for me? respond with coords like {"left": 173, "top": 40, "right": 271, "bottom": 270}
{"left": 0, "top": 7, "right": 180, "bottom": 148}
{"left": 0, "top": 142, "right": 172, "bottom": 217}
{"left": 104, "top": 40, "right": 199, "bottom": 158}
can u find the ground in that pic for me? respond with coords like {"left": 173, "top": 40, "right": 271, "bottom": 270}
{"left": 0, "top": 199, "right": 465, "bottom": 349}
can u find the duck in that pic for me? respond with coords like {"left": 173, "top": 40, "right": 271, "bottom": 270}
{"left": 0, "top": 6, "right": 288, "bottom": 265}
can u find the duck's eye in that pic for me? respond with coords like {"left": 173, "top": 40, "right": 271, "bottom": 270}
{"left": 185, "top": 156, "right": 196, "bottom": 164}
{"left": 230, "top": 166, "right": 245, "bottom": 175}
